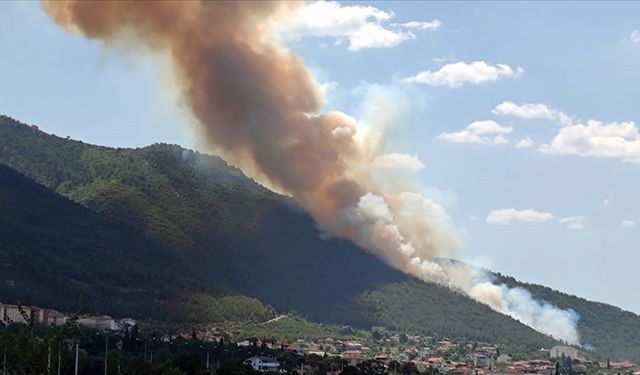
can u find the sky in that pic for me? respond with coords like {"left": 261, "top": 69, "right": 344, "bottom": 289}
{"left": 1, "top": 2, "right": 639, "bottom": 313}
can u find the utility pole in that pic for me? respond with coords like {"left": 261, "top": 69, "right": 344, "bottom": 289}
{"left": 57, "top": 350, "right": 61, "bottom": 375}
{"left": 74, "top": 342, "right": 79, "bottom": 375}
{"left": 47, "top": 344, "right": 51, "bottom": 375}
{"left": 206, "top": 350, "right": 210, "bottom": 369}
{"left": 3, "top": 345, "right": 6, "bottom": 375}
{"left": 104, "top": 335, "right": 108, "bottom": 375}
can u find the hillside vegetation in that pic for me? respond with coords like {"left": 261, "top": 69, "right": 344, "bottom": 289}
{"left": 0, "top": 162, "right": 275, "bottom": 323}
{"left": 1, "top": 115, "right": 639, "bottom": 360}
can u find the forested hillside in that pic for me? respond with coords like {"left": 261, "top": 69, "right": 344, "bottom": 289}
{"left": 1, "top": 115, "right": 639, "bottom": 360}
{"left": 0, "top": 162, "right": 274, "bottom": 322}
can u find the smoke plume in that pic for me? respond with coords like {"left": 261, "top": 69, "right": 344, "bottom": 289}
{"left": 43, "top": 1, "right": 579, "bottom": 344}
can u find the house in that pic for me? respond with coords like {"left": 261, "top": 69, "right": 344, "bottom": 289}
{"left": 474, "top": 355, "right": 491, "bottom": 368}
{"left": 419, "top": 347, "right": 431, "bottom": 358}
{"left": 341, "top": 350, "right": 363, "bottom": 365}
{"left": 610, "top": 361, "right": 638, "bottom": 370}
{"left": 374, "top": 354, "right": 394, "bottom": 364}
{"left": 244, "top": 356, "right": 280, "bottom": 372}
{"left": 428, "top": 357, "right": 445, "bottom": 366}
{"left": 437, "top": 341, "right": 455, "bottom": 352}
{"left": 78, "top": 315, "right": 117, "bottom": 331}
{"left": 549, "top": 346, "right": 578, "bottom": 359}
{"left": 496, "top": 354, "right": 513, "bottom": 364}
{"left": 343, "top": 341, "right": 363, "bottom": 351}
{"left": 450, "top": 365, "right": 473, "bottom": 375}
{"left": 307, "top": 350, "right": 326, "bottom": 357}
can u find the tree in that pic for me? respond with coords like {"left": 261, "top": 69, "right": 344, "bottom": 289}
{"left": 341, "top": 365, "right": 360, "bottom": 375}
{"left": 217, "top": 360, "right": 255, "bottom": 375}
{"left": 401, "top": 362, "right": 419, "bottom": 375}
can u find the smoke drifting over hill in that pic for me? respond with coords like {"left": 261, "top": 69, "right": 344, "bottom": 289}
{"left": 43, "top": 0, "right": 579, "bottom": 344}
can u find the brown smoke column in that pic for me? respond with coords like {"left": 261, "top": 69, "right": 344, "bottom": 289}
{"left": 42, "top": 0, "right": 454, "bottom": 262}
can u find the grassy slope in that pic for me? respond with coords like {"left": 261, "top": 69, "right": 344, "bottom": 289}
{"left": 2, "top": 115, "right": 639, "bottom": 359}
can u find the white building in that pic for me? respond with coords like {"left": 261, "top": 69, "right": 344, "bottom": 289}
{"left": 550, "top": 346, "right": 578, "bottom": 359}
{"left": 78, "top": 315, "right": 117, "bottom": 331}
{"left": 0, "top": 303, "right": 66, "bottom": 326}
{"left": 244, "top": 356, "right": 280, "bottom": 372}
{"left": 0, "top": 304, "right": 28, "bottom": 324}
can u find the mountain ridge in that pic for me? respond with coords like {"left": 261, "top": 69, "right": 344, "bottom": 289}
{"left": 1, "top": 114, "right": 638, "bottom": 361}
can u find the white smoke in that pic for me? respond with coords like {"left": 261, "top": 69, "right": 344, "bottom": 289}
{"left": 340, "top": 193, "right": 580, "bottom": 345}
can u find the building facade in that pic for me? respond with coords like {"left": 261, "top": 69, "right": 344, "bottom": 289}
{"left": 244, "top": 356, "right": 280, "bottom": 372}
{"left": 0, "top": 303, "right": 66, "bottom": 326}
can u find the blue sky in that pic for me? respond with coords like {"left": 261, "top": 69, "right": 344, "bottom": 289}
{"left": 1, "top": 2, "right": 639, "bottom": 313}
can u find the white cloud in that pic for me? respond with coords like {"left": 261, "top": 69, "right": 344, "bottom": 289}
{"left": 492, "top": 101, "right": 573, "bottom": 126}
{"left": 284, "top": 1, "right": 440, "bottom": 51}
{"left": 433, "top": 56, "right": 449, "bottom": 65}
{"left": 437, "top": 120, "right": 512, "bottom": 145}
{"left": 559, "top": 216, "right": 586, "bottom": 230}
{"left": 496, "top": 101, "right": 640, "bottom": 163}
{"left": 540, "top": 120, "right": 640, "bottom": 162}
{"left": 604, "top": 193, "right": 613, "bottom": 206}
{"left": 372, "top": 153, "right": 425, "bottom": 172}
{"left": 349, "top": 23, "right": 412, "bottom": 50}
{"left": 486, "top": 209, "right": 555, "bottom": 224}
{"left": 404, "top": 61, "right": 523, "bottom": 87}
{"left": 621, "top": 219, "right": 636, "bottom": 228}
{"left": 487, "top": 209, "right": 587, "bottom": 230}
{"left": 515, "top": 137, "right": 534, "bottom": 148}
{"left": 393, "top": 20, "right": 442, "bottom": 31}
{"left": 629, "top": 30, "right": 640, "bottom": 43}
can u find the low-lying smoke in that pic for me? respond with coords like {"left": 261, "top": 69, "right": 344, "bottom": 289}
{"left": 43, "top": 0, "right": 579, "bottom": 345}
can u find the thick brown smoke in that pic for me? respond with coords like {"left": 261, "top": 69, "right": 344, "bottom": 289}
{"left": 43, "top": 0, "right": 456, "bottom": 262}
{"left": 43, "top": 1, "right": 579, "bottom": 344}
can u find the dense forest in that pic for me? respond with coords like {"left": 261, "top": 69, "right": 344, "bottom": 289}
{"left": 1, "top": 115, "right": 639, "bottom": 361}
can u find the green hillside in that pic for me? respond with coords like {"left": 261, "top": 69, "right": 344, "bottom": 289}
{"left": 0, "top": 162, "right": 275, "bottom": 322}
{"left": 1, "top": 115, "right": 639, "bottom": 360}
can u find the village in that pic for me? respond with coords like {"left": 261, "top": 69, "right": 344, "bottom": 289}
{"left": 207, "top": 328, "right": 640, "bottom": 375}
{"left": 2, "top": 302, "right": 639, "bottom": 375}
